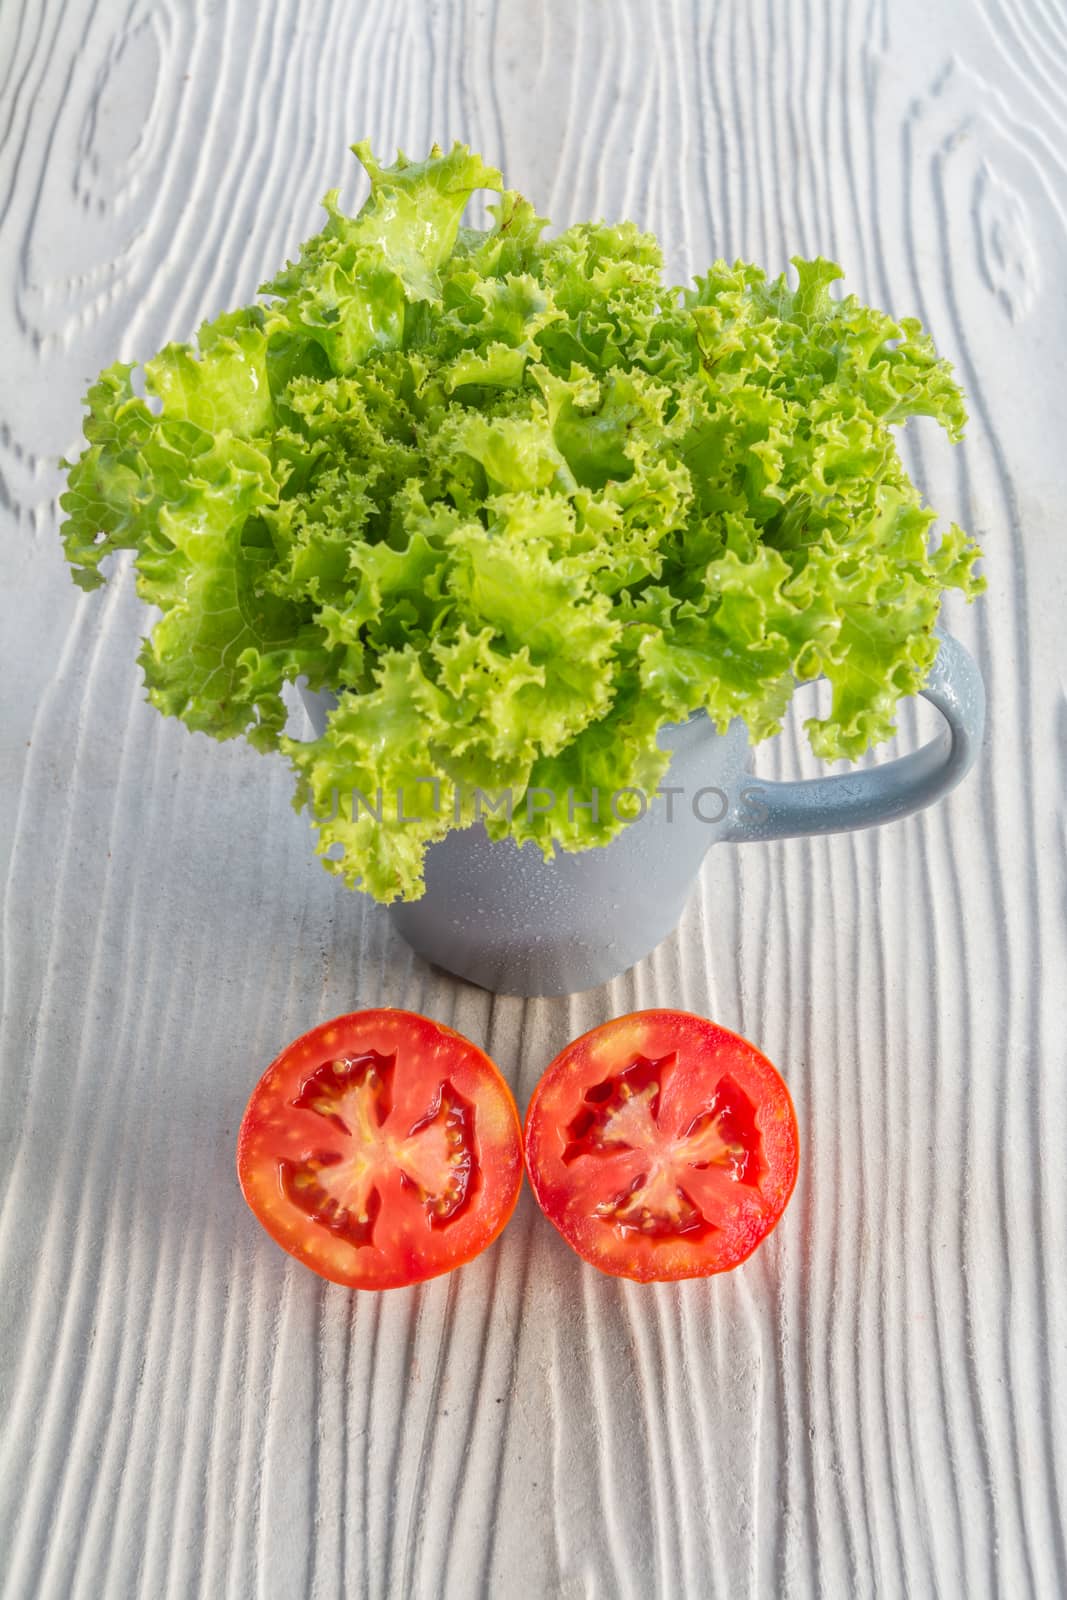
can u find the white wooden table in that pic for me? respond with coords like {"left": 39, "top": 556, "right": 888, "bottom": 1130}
{"left": 2, "top": 2, "right": 1064, "bottom": 1595}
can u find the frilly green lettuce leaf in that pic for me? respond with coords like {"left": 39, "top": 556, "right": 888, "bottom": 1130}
{"left": 283, "top": 649, "right": 454, "bottom": 900}
{"left": 134, "top": 437, "right": 332, "bottom": 749}
{"left": 145, "top": 308, "right": 277, "bottom": 437}
{"left": 259, "top": 142, "right": 502, "bottom": 372}
{"left": 348, "top": 141, "right": 503, "bottom": 302}
{"left": 60, "top": 142, "right": 985, "bottom": 901}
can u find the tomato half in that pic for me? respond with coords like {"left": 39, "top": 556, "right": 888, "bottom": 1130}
{"left": 237, "top": 1010, "right": 524, "bottom": 1290}
{"left": 523, "top": 1011, "right": 799, "bottom": 1282}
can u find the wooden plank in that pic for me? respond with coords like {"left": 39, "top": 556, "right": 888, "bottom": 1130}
{"left": 1, "top": 1, "right": 1063, "bottom": 1595}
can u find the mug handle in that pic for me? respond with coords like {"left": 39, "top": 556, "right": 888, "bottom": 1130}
{"left": 721, "top": 630, "right": 985, "bottom": 844}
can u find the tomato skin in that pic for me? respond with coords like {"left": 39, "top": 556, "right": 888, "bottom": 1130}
{"left": 523, "top": 1011, "right": 799, "bottom": 1284}
{"left": 237, "top": 1010, "right": 524, "bottom": 1291}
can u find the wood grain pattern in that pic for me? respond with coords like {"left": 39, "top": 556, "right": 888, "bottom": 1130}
{"left": 1, "top": 1, "right": 1064, "bottom": 1595}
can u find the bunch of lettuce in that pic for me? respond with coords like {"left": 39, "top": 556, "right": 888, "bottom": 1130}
{"left": 61, "top": 142, "right": 983, "bottom": 902}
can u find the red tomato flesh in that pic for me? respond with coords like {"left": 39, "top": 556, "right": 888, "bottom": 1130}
{"left": 237, "top": 1010, "right": 523, "bottom": 1289}
{"left": 524, "top": 1011, "right": 799, "bottom": 1282}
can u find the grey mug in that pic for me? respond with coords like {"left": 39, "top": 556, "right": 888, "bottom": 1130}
{"left": 299, "top": 629, "right": 984, "bottom": 997}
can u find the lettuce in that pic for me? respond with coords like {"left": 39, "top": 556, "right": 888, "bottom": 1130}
{"left": 60, "top": 142, "right": 984, "bottom": 902}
